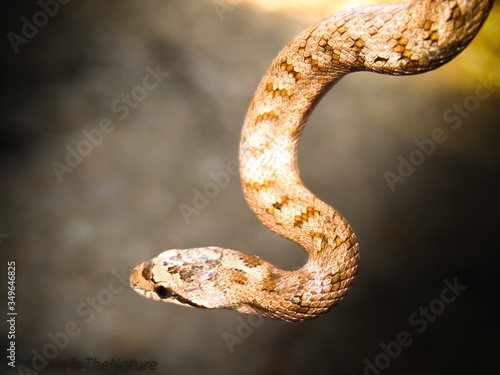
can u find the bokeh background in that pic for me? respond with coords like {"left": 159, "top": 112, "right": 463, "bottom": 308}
{"left": 2, "top": 0, "right": 499, "bottom": 374}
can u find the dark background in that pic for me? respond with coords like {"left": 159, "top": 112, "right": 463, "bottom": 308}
{"left": 1, "top": 1, "right": 499, "bottom": 374}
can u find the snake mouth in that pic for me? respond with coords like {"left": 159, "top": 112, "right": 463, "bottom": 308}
{"left": 170, "top": 292, "right": 206, "bottom": 309}
{"left": 152, "top": 280, "right": 206, "bottom": 308}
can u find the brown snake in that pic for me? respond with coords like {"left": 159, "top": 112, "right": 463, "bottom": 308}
{"left": 130, "top": 0, "right": 493, "bottom": 322}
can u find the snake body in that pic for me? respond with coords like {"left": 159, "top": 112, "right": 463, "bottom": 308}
{"left": 130, "top": 0, "right": 493, "bottom": 322}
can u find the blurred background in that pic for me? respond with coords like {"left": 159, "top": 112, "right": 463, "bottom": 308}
{"left": 1, "top": 0, "right": 499, "bottom": 374}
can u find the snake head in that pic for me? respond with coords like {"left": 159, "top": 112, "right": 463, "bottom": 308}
{"left": 130, "top": 247, "right": 226, "bottom": 309}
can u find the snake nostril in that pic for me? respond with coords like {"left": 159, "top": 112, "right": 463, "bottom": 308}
{"left": 142, "top": 267, "right": 153, "bottom": 281}
{"left": 154, "top": 283, "right": 173, "bottom": 299}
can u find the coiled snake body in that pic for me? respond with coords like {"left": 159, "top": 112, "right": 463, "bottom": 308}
{"left": 131, "top": 0, "right": 493, "bottom": 322}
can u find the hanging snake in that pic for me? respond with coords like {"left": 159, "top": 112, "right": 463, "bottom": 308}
{"left": 130, "top": 0, "right": 493, "bottom": 322}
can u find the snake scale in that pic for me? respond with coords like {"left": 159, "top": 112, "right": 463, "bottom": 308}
{"left": 130, "top": 0, "right": 493, "bottom": 322}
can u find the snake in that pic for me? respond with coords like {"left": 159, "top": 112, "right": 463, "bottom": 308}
{"left": 130, "top": 0, "right": 493, "bottom": 322}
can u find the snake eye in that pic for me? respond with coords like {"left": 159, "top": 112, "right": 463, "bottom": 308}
{"left": 154, "top": 283, "right": 173, "bottom": 299}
